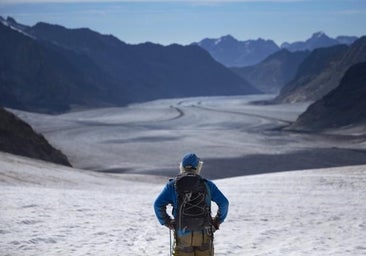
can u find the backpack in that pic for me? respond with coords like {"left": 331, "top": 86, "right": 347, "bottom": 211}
{"left": 174, "top": 173, "right": 211, "bottom": 232}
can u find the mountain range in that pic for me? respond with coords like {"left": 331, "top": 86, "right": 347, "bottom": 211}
{"left": 0, "top": 16, "right": 258, "bottom": 114}
{"left": 196, "top": 31, "right": 366, "bottom": 132}
{"left": 228, "top": 34, "right": 365, "bottom": 103}
{"left": 195, "top": 32, "right": 357, "bottom": 68}
{"left": 281, "top": 32, "right": 358, "bottom": 52}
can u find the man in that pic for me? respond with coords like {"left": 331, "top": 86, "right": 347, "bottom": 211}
{"left": 154, "top": 153, "right": 229, "bottom": 256}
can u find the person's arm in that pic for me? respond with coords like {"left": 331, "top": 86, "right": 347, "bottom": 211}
{"left": 154, "top": 181, "right": 175, "bottom": 226}
{"left": 207, "top": 180, "right": 229, "bottom": 227}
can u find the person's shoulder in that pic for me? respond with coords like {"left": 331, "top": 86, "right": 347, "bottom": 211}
{"left": 160, "top": 178, "right": 176, "bottom": 194}
{"left": 166, "top": 178, "right": 176, "bottom": 187}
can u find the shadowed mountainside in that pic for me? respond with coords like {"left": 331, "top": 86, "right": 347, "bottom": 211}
{"left": 0, "top": 21, "right": 119, "bottom": 113}
{"left": 231, "top": 49, "right": 309, "bottom": 93}
{"left": 289, "top": 62, "right": 366, "bottom": 131}
{"left": 276, "top": 36, "right": 366, "bottom": 103}
{"left": 0, "top": 107, "right": 71, "bottom": 166}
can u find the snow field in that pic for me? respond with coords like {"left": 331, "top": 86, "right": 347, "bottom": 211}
{"left": 1, "top": 152, "right": 366, "bottom": 256}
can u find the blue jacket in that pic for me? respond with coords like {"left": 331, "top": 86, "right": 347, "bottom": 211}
{"left": 154, "top": 176, "right": 229, "bottom": 232}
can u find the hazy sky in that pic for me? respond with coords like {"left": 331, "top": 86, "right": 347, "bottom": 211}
{"left": 0, "top": 0, "right": 365, "bottom": 46}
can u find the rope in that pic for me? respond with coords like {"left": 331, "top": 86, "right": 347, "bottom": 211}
{"left": 182, "top": 192, "right": 206, "bottom": 216}
{"left": 169, "top": 228, "right": 173, "bottom": 256}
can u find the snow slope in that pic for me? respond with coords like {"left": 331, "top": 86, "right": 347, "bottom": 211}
{"left": 1, "top": 152, "right": 366, "bottom": 256}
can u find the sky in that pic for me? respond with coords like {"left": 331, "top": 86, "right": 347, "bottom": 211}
{"left": 0, "top": 0, "right": 365, "bottom": 46}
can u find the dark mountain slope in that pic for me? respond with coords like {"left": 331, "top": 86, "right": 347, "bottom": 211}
{"left": 289, "top": 62, "right": 366, "bottom": 131}
{"left": 0, "top": 22, "right": 118, "bottom": 113}
{"left": 276, "top": 36, "right": 366, "bottom": 103}
{"left": 0, "top": 107, "right": 71, "bottom": 166}
{"left": 275, "top": 44, "right": 350, "bottom": 103}
{"left": 26, "top": 22, "right": 259, "bottom": 101}
{"left": 231, "top": 49, "right": 309, "bottom": 93}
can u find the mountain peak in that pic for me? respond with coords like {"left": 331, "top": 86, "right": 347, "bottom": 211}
{"left": 212, "top": 34, "right": 237, "bottom": 45}
{"left": 221, "top": 34, "right": 236, "bottom": 41}
{"left": 282, "top": 31, "right": 346, "bottom": 52}
{"left": 311, "top": 31, "right": 327, "bottom": 39}
{"left": 6, "top": 16, "right": 17, "bottom": 24}
{"left": 0, "top": 16, "right": 31, "bottom": 37}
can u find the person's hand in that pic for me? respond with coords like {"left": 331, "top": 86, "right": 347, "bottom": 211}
{"left": 212, "top": 216, "right": 221, "bottom": 231}
{"left": 165, "top": 219, "right": 175, "bottom": 230}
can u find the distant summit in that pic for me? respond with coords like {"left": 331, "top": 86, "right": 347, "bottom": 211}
{"left": 281, "top": 31, "right": 357, "bottom": 52}
{"left": 207, "top": 34, "right": 237, "bottom": 46}
{"left": 194, "top": 35, "right": 280, "bottom": 67}
{"left": 195, "top": 32, "right": 357, "bottom": 68}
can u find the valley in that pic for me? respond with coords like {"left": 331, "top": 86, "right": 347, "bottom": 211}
{"left": 11, "top": 95, "right": 366, "bottom": 179}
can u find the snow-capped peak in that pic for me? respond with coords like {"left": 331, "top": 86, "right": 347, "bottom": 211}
{"left": 0, "top": 16, "right": 34, "bottom": 39}
{"left": 312, "top": 31, "right": 327, "bottom": 38}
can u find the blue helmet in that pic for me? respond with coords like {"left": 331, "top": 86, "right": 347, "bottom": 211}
{"left": 181, "top": 153, "right": 200, "bottom": 169}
